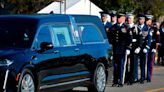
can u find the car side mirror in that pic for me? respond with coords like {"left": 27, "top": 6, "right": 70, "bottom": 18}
{"left": 39, "top": 42, "right": 53, "bottom": 52}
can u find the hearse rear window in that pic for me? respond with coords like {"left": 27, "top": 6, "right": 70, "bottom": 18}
{"left": 51, "top": 24, "right": 74, "bottom": 47}
{"left": 78, "top": 24, "right": 104, "bottom": 43}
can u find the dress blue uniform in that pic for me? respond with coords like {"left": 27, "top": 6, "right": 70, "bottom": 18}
{"left": 128, "top": 24, "right": 142, "bottom": 84}
{"left": 124, "top": 13, "right": 142, "bottom": 84}
{"left": 104, "top": 21, "right": 112, "bottom": 32}
{"left": 138, "top": 22, "right": 152, "bottom": 83}
{"left": 110, "top": 13, "right": 132, "bottom": 86}
{"left": 107, "top": 11, "right": 117, "bottom": 43}
{"left": 146, "top": 15, "right": 160, "bottom": 82}
{"left": 100, "top": 11, "right": 112, "bottom": 33}
{"left": 109, "top": 10, "right": 117, "bottom": 27}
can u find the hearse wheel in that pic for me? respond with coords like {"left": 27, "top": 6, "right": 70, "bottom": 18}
{"left": 88, "top": 63, "right": 106, "bottom": 92}
{"left": 17, "top": 69, "right": 35, "bottom": 92}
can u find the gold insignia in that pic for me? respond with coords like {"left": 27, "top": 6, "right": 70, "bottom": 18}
{"left": 156, "top": 31, "right": 160, "bottom": 35}
{"left": 106, "top": 28, "right": 110, "bottom": 32}
{"left": 121, "top": 28, "right": 127, "bottom": 33}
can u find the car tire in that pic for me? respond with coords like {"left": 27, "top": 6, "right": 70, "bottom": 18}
{"left": 88, "top": 63, "right": 106, "bottom": 92}
{"left": 17, "top": 69, "right": 35, "bottom": 92}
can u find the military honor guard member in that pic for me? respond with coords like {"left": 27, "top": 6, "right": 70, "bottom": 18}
{"left": 126, "top": 13, "right": 142, "bottom": 84}
{"left": 146, "top": 15, "right": 160, "bottom": 82}
{"left": 109, "top": 10, "right": 117, "bottom": 26}
{"left": 107, "top": 10, "right": 117, "bottom": 43}
{"left": 138, "top": 14, "right": 152, "bottom": 84}
{"left": 110, "top": 13, "right": 132, "bottom": 87}
{"left": 100, "top": 11, "right": 112, "bottom": 33}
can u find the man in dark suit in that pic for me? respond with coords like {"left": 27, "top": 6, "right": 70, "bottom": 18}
{"left": 110, "top": 13, "right": 132, "bottom": 87}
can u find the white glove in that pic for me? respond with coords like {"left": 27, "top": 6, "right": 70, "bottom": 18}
{"left": 134, "top": 47, "right": 141, "bottom": 54}
{"left": 126, "top": 49, "right": 130, "bottom": 55}
{"left": 152, "top": 49, "right": 156, "bottom": 53}
{"left": 143, "top": 48, "right": 147, "bottom": 53}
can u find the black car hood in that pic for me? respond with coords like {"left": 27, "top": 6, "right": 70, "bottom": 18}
{"left": 0, "top": 48, "right": 25, "bottom": 57}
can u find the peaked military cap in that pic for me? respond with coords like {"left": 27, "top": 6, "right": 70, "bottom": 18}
{"left": 145, "top": 14, "right": 153, "bottom": 20}
{"left": 126, "top": 12, "right": 134, "bottom": 18}
{"left": 99, "top": 11, "right": 109, "bottom": 17}
{"left": 108, "top": 10, "right": 117, "bottom": 17}
{"left": 117, "top": 12, "right": 125, "bottom": 18}
{"left": 138, "top": 14, "right": 145, "bottom": 19}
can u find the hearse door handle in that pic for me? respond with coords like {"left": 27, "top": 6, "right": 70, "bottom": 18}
{"left": 54, "top": 50, "right": 60, "bottom": 54}
{"left": 74, "top": 48, "right": 80, "bottom": 52}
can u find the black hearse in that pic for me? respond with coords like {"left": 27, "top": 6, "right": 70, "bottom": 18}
{"left": 0, "top": 14, "right": 112, "bottom": 92}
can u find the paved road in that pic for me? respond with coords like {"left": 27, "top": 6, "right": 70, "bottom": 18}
{"left": 71, "top": 66, "right": 164, "bottom": 92}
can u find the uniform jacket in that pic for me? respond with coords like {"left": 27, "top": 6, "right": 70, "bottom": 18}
{"left": 127, "top": 24, "right": 142, "bottom": 50}
{"left": 104, "top": 21, "right": 112, "bottom": 32}
{"left": 138, "top": 24, "right": 152, "bottom": 52}
{"left": 149, "top": 26, "right": 160, "bottom": 49}
{"left": 110, "top": 23, "right": 132, "bottom": 54}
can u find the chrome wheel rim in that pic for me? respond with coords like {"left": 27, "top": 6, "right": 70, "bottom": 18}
{"left": 96, "top": 65, "right": 106, "bottom": 92}
{"left": 21, "top": 74, "right": 35, "bottom": 92}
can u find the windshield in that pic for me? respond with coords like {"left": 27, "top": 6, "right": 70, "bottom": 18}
{"left": 0, "top": 20, "right": 37, "bottom": 49}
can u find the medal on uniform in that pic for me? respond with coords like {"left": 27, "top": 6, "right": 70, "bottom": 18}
{"left": 121, "top": 28, "right": 127, "bottom": 33}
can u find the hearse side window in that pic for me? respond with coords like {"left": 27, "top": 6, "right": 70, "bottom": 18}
{"left": 35, "top": 25, "right": 53, "bottom": 49}
{"left": 78, "top": 24, "right": 103, "bottom": 43}
{"left": 0, "top": 21, "right": 36, "bottom": 48}
{"left": 51, "top": 24, "right": 74, "bottom": 47}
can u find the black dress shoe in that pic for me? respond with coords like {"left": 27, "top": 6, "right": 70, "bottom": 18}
{"left": 117, "top": 83, "right": 123, "bottom": 87}
{"left": 147, "top": 79, "right": 151, "bottom": 82}
{"left": 127, "top": 82, "right": 133, "bottom": 85}
{"left": 112, "top": 83, "right": 118, "bottom": 87}
{"left": 133, "top": 79, "right": 139, "bottom": 83}
{"left": 140, "top": 80, "right": 144, "bottom": 84}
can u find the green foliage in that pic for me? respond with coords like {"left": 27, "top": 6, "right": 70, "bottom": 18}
{"left": 94, "top": 0, "right": 164, "bottom": 19}
{"left": 0, "top": 0, "right": 163, "bottom": 19}
{"left": 0, "top": 0, "right": 55, "bottom": 14}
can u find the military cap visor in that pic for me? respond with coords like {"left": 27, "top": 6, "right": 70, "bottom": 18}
{"left": 126, "top": 13, "right": 133, "bottom": 17}
{"left": 99, "top": 11, "right": 108, "bottom": 17}
{"left": 117, "top": 13, "right": 125, "bottom": 18}
{"left": 138, "top": 14, "right": 145, "bottom": 19}
{"left": 139, "top": 17, "right": 145, "bottom": 19}
{"left": 110, "top": 13, "right": 117, "bottom": 17}
{"left": 145, "top": 15, "right": 153, "bottom": 20}
{"left": 109, "top": 10, "right": 117, "bottom": 17}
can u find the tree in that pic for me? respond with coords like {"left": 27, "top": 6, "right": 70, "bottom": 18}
{"left": 0, "top": 0, "right": 55, "bottom": 14}
{"left": 93, "top": 0, "right": 164, "bottom": 19}
{"left": 135, "top": 0, "right": 164, "bottom": 18}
